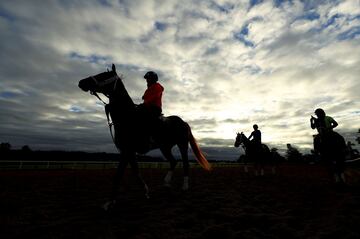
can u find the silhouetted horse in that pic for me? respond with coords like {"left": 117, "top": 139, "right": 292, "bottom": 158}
{"left": 313, "top": 132, "right": 347, "bottom": 184}
{"left": 234, "top": 132, "right": 273, "bottom": 176}
{"left": 78, "top": 64, "right": 211, "bottom": 209}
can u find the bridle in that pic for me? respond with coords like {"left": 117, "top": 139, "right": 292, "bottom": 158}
{"left": 91, "top": 75, "right": 119, "bottom": 88}
{"left": 235, "top": 132, "right": 246, "bottom": 148}
{"left": 89, "top": 74, "right": 121, "bottom": 150}
{"left": 89, "top": 75, "right": 119, "bottom": 104}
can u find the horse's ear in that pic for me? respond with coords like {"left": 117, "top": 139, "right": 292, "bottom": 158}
{"left": 112, "top": 64, "right": 116, "bottom": 72}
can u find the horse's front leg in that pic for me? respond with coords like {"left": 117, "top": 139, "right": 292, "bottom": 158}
{"left": 128, "top": 153, "right": 150, "bottom": 199}
{"left": 160, "top": 147, "right": 177, "bottom": 187}
{"left": 103, "top": 156, "right": 128, "bottom": 211}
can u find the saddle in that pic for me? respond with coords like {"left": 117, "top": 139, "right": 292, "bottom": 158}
{"left": 136, "top": 114, "right": 169, "bottom": 154}
{"left": 104, "top": 103, "right": 168, "bottom": 154}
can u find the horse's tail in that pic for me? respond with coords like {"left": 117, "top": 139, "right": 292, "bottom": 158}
{"left": 187, "top": 123, "right": 212, "bottom": 171}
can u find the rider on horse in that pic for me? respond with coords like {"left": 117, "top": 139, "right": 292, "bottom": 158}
{"left": 138, "top": 71, "right": 164, "bottom": 149}
{"left": 310, "top": 108, "right": 338, "bottom": 134}
{"left": 310, "top": 108, "right": 338, "bottom": 155}
{"left": 248, "top": 124, "right": 261, "bottom": 142}
{"left": 248, "top": 124, "right": 262, "bottom": 155}
{"left": 310, "top": 108, "right": 338, "bottom": 153}
{"left": 141, "top": 71, "right": 164, "bottom": 118}
{"left": 310, "top": 109, "right": 347, "bottom": 184}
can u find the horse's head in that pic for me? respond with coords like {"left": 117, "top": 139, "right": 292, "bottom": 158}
{"left": 234, "top": 132, "right": 245, "bottom": 147}
{"left": 78, "top": 64, "right": 119, "bottom": 95}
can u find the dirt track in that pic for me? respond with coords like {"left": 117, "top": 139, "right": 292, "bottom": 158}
{"left": 1, "top": 164, "right": 360, "bottom": 239}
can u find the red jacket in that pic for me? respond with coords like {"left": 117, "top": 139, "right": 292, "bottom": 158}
{"left": 142, "top": 82, "right": 164, "bottom": 109}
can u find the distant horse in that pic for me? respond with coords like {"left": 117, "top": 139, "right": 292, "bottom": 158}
{"left": 313, "top": 132, "right": 347, "bottom": 184}
{"left": 234, "top": 132, "right": 273, "bottom": 176}
{"left": 78, "top": 64, "right": 211, "bottom": 209}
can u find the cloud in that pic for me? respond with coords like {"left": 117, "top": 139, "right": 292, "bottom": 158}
{"left": 0, "top": 0, "right": 359, "bottom": 155}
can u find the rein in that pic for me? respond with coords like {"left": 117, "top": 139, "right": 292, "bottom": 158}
{"left": 89, "top": 75, "right": 120, "bottom": 151}
{"left": 90, "top": 91, "right": 108, "bottom": 105}
{"left": 90, "top": 91, "right": 116, "bottom": 147}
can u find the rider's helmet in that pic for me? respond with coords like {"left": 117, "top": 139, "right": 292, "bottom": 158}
{"left": 315, "top": 108, "right": 326, "bottom": 118}
{"left": 253, "top": 124, "right": 258, "bottom": 130}
{"left": 144, "top": 71, "right": 158, "bottom": 83}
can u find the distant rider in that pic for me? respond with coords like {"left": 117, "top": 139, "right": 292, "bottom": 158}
{"left": 310, "top": 108, "right": 338, "bottom": 135}
{"left": 310, "top": 108, "right": 338, "bottom": 152}
{"left": 248, "top": 124, "right": 262, "bottom": 152}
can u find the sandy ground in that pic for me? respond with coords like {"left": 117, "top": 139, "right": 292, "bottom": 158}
{"left": 1, "top": 163, "right": 360, "bottom": 239}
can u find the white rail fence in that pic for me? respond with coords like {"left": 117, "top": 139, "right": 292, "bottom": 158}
{"left": 0, "top": 160, "right": 245, "bottom": 170}
{"left": 1, "top": 158, "right": 358, "bottom": 170}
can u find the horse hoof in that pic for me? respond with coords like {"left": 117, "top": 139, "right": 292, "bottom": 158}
{"left": 102, "top": 200, "right": 116, "bottom": 211}
{"left": 182, "top": 185, "right": 189, "bottom": 191}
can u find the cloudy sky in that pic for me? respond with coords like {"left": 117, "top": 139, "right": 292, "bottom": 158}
{"left": 1, "top": 0, "right": 359, "bottom": 157}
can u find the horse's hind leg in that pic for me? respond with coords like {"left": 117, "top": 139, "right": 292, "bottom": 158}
{"left": 160, "top": 147, "right": 177, "bottom": 187}
{"left": 271, "top": 165, "right": 276, "bottom": 175}
{"left": 244, "top": 164, "right": 249, "bottom": 173}
{"left": 334, "top": 156, "right": 346, "bottom": 184}
{"left": 179, "top": 143, "right": 190, "bottom": 191}
{"left": 253, "top": 159, "right": 259, "bottom": 176}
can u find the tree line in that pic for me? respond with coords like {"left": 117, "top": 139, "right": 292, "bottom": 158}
{"left": 0, "top": 143, "right": 162, "bottom": 162}
{"left": 1, "top": 129, "right": 359, "bottom": 163}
